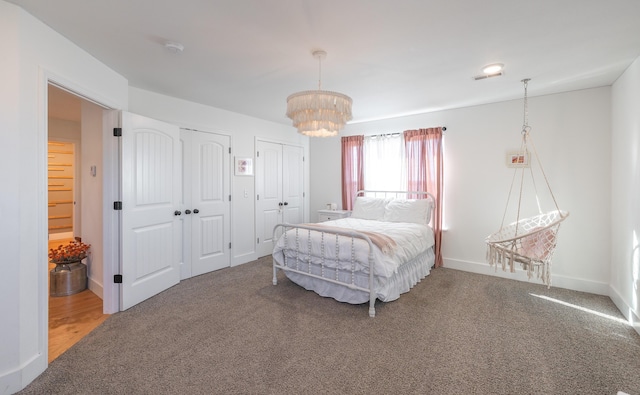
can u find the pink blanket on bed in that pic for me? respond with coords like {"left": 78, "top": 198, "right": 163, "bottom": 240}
{"left": 300, "top": 223, "right": 397, "bottom": 255}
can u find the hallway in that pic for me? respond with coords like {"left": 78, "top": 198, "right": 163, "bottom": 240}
{"left": 48, "top": 239, "right": 108, "bottom": 362}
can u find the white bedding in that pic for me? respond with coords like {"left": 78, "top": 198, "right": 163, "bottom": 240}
{"left": 272, "top": 218, "right": 434, "bottom": 278}
{"left": 272, "top": 192, "right": 436, "bottom": 312}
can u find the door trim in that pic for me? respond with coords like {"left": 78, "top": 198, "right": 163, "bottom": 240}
{"left": 39, "top": 69, "right": 120, "bottom": 375}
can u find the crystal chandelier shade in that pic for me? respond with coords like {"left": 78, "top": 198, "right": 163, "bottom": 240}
{"left": 286, "top": 50, "right": 353, "bottom": 137}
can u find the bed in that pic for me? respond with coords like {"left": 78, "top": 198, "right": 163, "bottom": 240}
{"left": 272, "top": 191, "right": 436, "bottom": 317}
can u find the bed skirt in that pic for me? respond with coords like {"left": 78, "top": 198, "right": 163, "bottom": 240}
{"left": 283, "top": 247, "right": 435, "bottom": 304}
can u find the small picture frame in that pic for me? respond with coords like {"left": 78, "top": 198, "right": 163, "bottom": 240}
{"left": 235, "top": 157, "right": 253, "bottom": 176}
{"left": 506, "top": 150, "right": 530, "bottom": 168}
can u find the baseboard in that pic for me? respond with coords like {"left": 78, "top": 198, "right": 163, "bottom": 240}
{"left": 0, "top": 367, "right": 21, "bottom": 395}
{"left": 443, "top": 258, "right": 609, "bottom": 295}
{"left": 87, "top": 276, "right": 103, "bottom": 300}
{"left": 608, "top": 285, "right": 640, "bottom": 337}
{"left": 0, "top": 352, "right": 46, "bottom": 395}
{"left": 231, "top": 252, "right": 259, "bottom": 267}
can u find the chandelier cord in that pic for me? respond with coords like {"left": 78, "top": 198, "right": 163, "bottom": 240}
{"left": 317, "top": 54, "right": 322, "bottom": 90}
{"left": 522, "top": 78, "right": 530, "bottom": 133}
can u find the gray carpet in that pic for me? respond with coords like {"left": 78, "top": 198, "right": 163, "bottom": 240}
{"left": 19, "top": 257, "right": 640, "bottom": 394}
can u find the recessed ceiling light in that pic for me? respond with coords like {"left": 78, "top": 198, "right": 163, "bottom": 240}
{"left": 164, "top": 41, "right": 184, "bottom": 54}
{"left": 482, "top": 63, "right": 504, "bottom": 75}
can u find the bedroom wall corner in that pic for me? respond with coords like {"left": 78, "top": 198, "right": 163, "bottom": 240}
{"left": 611, "top": 55, "right": 640, "bottom": 335}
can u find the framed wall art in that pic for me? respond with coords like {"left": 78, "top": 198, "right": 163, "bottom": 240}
{"left": 235, "top": 157, "right": 253, "bottom": 176}
{"left": 506, "top": 150, "right": 530, "bottom": 168}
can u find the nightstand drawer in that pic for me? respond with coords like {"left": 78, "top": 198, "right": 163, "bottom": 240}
{"left": 317, "top": 209, "right": 351, "bottom": 222}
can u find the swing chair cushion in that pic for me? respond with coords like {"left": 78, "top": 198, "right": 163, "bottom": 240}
{"left": 519, "top": 226, "right": 555, "bottom": 261}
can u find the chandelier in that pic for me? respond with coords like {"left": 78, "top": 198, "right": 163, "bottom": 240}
{"left": 286, "top": 50, "right": 353, "bottom": 137}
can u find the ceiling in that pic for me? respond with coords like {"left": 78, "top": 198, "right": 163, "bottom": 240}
{"left": 12, "top": 0, "right": 640, "bottom": 126}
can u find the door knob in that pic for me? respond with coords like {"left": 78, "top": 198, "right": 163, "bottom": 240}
{"left": 193, "top": 209, "right": 199, "bottom": 214}
{"left": 278, "top": 202, "right": 283, "bottom": 207}
{"left": 174, "top": 210, "right": 182, "bottom": 216}
{"left": 185, "top": 209, "right": 192, "bottom": 214}
{"left": 283, "top": 202, "right": 289, "bottom": 206}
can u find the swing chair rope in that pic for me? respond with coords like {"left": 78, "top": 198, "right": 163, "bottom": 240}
{"left": 528, "top": 156, "right": 543, "bottom": 215}
{"left": 487, "top": 79, "right": 569, "bottom": 288}
{"left": 525, "top": 132, "right": 564, "bottom": 216}
{"left": 509, "top": 80, "right": 531, "bottom": 234}
{"left": 499, "top": 78, "right": 532, "bottom": 232}
{"left": 503, "top": 79, "right": 565, "bottom": 233}
{"left": 499, "top": 162, "right": 519, "bottom": 230}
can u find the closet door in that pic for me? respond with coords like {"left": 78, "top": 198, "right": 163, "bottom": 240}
{"left": 256, "top": 141, "right": 282, "bottom": 257}
{"left": 180, "top": 130, "right": 231, "bottom": 279}
{"left": 189, "top": 131, "right": 230, "bottom": 276}
{"left": 255, "top": 140, "right": 303, "bottom": 257}
{"left": 282, "top": 144, "right": 303, "bottom": 225}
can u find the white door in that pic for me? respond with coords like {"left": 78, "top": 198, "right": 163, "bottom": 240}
{"left": 189, "top": 131, "right": 230, "bottom": 276}
{"left": 120, "top": 112, "right": 181, "bottom": 310}
{"left": 282, "top": 144, "right": 304, "bottom": 224}
{"left": 255, "top": 141, "right": 304, "bottom": 257}
{"left": 178, "top": 130, "right": 192, "bottom": 279}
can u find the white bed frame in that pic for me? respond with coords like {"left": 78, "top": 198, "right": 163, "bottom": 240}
{"left": 272, "top": 190, "right": 434, "bottom": 317}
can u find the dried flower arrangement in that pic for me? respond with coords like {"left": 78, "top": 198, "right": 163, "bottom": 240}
{"left": 49, "top": 240, "right": 91, "bottom": 264}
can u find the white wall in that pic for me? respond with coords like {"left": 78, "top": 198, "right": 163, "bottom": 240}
{"left": 81, "top": 101, "right": 105, "bottom": 298}
{"left": 0, "top": 2, "right": 128, "bottom": 393}
{"left": 127, "top": 87, "right": 309, "bottom": 265}
{"left": 610, "top": 56, "right": 640, "bottom": 334}
{"left": 311, "top": 87, "right": 612, "bottom": 294}
{"left": 48, "top": 118, "right": 81, "bottom": 140}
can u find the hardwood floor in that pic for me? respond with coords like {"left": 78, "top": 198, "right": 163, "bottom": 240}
{"left": 48, "top": 238, "right": 109, "bottom": 363}
{"left": 48, "top": 289, "right": 109, "bottom": 362}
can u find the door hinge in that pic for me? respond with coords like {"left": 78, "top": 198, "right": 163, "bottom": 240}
{"left": 229, "top": 147, "right": 231, "bottom": 154}
{"left": 114, "top": 274, "right": 123, "bottom": 283}
{"left": 257, "top": 238, "right": 260, "bottom": 244}
{"left": 256, "top": 194, "right": 259, "bottom": 201}
{"left": 113, "top": 127, "right": 122, "bottom": 137}
{"left": 256, "top": 151, "right": 259, "bottom": 157}
{"left": 113, "top": 201, "right": 122, "bottom": 210}
{"left": 229, "top": 242, "right": 231, "bottom": 249}
{"left": 229, "top": 195, "right": 231, "bottom": 201}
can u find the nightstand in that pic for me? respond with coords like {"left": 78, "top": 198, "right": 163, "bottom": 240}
{"left": 317, "top": 209, "right": 351, "bottom": 222}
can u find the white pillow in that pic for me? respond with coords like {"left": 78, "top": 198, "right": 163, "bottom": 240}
{"left": 382, "top": 199, "right": 432, "bottom": 225}
{"left": 351, "top": 197, "right": 388, "bottom": 220}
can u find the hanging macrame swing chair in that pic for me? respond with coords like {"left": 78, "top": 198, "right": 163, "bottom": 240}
{"left": 486, "top": 79, "right": 569, "bottom": 287}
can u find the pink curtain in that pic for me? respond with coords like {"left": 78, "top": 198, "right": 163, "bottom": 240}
{"left": 404, "top": 127, "right": 444, "bottom": 268}
{"left": 341, "top": 135, "right": 364, "bottom": 210}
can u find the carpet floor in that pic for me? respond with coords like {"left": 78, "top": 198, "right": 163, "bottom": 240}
{"left": 18, "top": 257, "right": 640, "bottom": 394}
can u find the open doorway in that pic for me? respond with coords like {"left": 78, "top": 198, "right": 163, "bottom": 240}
{"left": 47, "top": 84, "right": 108, "bottom": 362}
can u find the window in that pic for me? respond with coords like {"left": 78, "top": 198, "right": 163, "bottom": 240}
{"left": 341, "top": 127, "right": 444, "bottom": 267}
{"left": 363, "top": 133, "right": 406, "bottom": 192}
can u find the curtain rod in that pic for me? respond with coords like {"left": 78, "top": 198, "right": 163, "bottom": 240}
{"left": 367, "top": 126, "right": 447, "bottom": 138}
